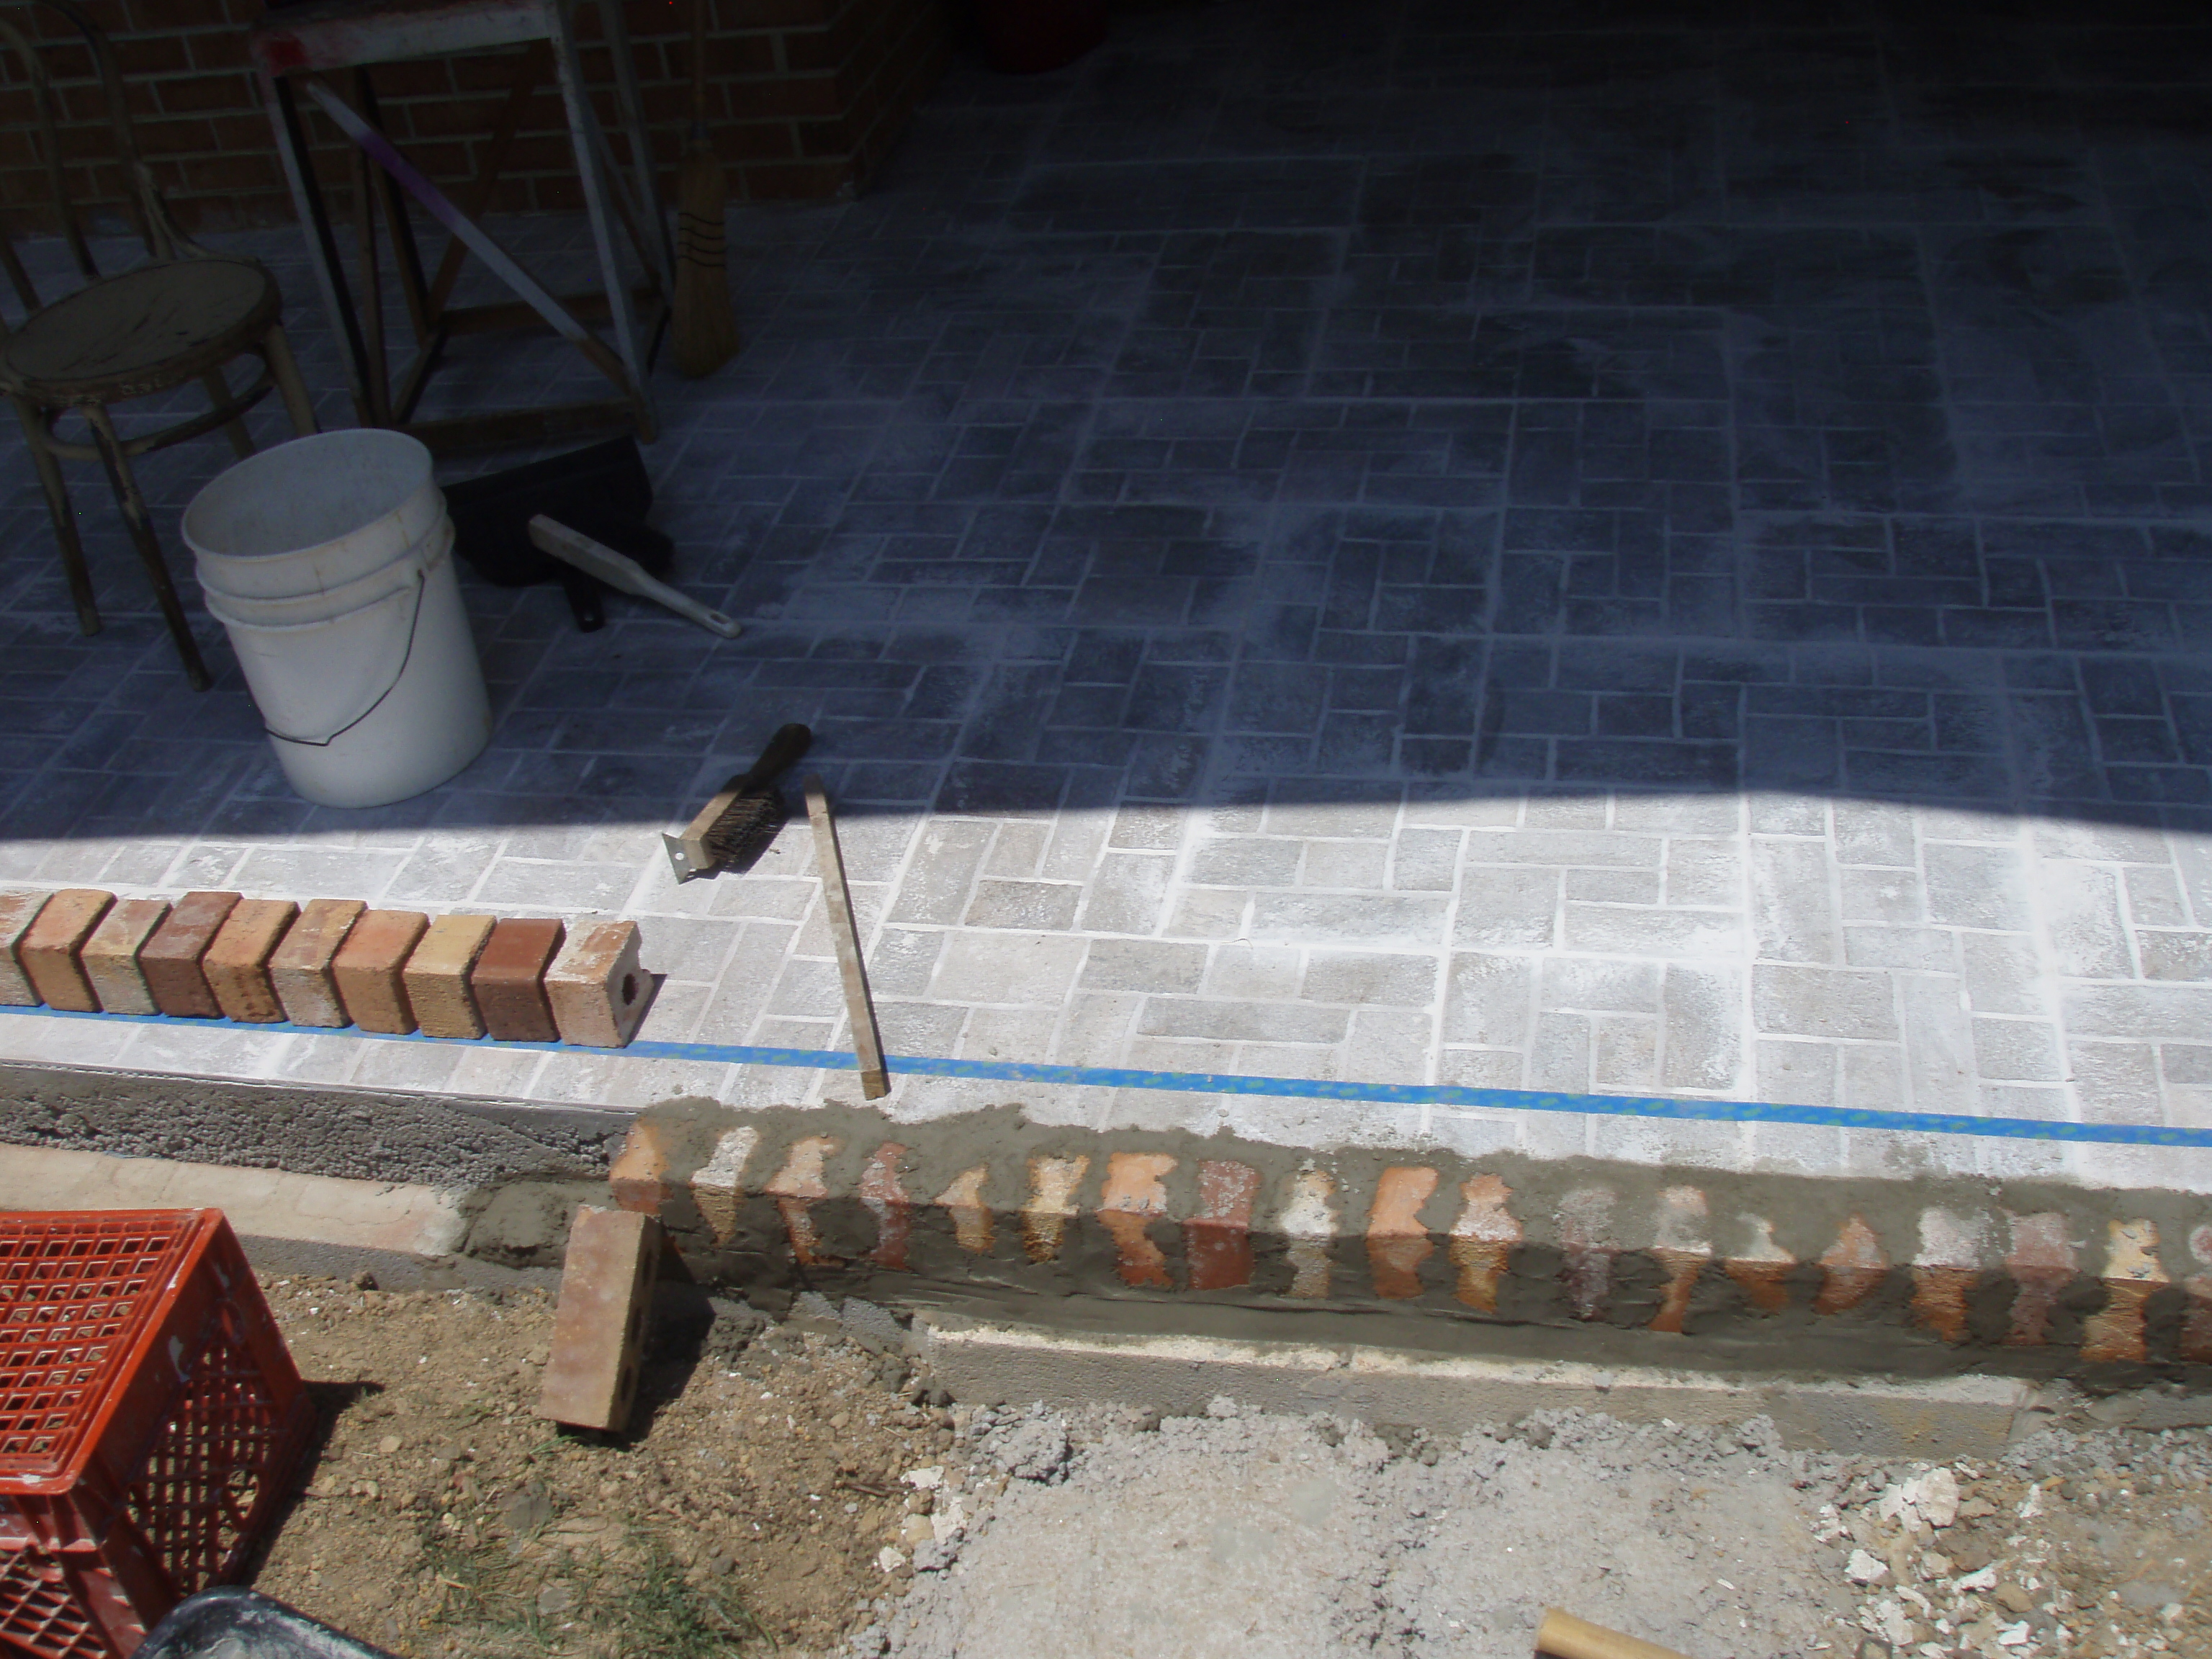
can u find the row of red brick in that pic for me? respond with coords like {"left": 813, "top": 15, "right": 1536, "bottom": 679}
{"left": 0, "top": 888, "right": 649, "bottom": 1046}
{"left": 609, "top": 1107, "right": 2212, "bottom": 1369}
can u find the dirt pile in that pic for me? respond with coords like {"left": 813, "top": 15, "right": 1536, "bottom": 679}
{"left": 252, "top": 1275, "right": 968, "bottom": 1657}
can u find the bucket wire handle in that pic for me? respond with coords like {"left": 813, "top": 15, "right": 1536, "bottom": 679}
{"left": 261, "top": 572, "right": 428, "bottom": 749}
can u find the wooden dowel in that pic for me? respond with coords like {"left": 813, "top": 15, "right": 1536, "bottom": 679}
{"left": 1535, "top": 1609, "right": 1692, "bottom": 1659}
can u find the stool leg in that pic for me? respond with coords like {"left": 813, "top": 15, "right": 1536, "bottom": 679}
{"left": 12, "top": 394, "right": 101, "bottom": 637}
{"left": 201, "top": 369, "right": 256, "bottom": 459}
{"left": 262, "top": 325, "right": 320, "bottom": 437}
{"left": 551, "top": 1, "right": 654, "bottom": 439}
{"left": 597, "top": 0, "right": 673, "bottom": 289}
{"left": 82, "top": 402, "right": 212, "bottom": 691}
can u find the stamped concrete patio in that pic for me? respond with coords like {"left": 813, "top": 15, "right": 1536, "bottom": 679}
{"left": 5, "top": 0, "right": 2212, "bottom": 1195}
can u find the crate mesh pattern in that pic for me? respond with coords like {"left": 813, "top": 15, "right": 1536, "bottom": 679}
{"left": 0, "top": 1215, "right": 198, "bottom": 1478}
{"left": 0, "top": 1213, "right": 306, "bottom": 1659}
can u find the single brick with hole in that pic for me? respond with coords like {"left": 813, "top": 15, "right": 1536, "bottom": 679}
{"left": 403, "top": 913, "right": 496, "bottom": 1039}
{"left": 20, "top": 889, "right": 114, "bottom": 1012}
{"left": 0, "top": 891, "right": 53, "bottom": 1006}
{"left": 471, "top": 917, "right": 565, "bottom": 1042}
{"left": 269, "top": 899, "right": 366, "bottom": 1027}
{"left": 81, "top": 898, "right": 173, "bottom": 1015}
{"left": 331, "top": 910, "right": 428, "bottom": 1034}
{"left": 141, "top": 891, "right": 243, "bottom": 1018}
{"left": 204, "top": 899, "right": 300, "bottom": 1023}
{"left": 538, "top": 1205, "right": 659, "bottom": 1432}
{"left": 544, "top": 920, "right": 651, "bottom": 1047}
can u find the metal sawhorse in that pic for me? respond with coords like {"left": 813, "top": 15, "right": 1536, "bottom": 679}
{"left": 248, "top": 0, "right": 673, "bottom": 452}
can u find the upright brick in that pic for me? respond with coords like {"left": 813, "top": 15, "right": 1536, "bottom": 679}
{"left": 204, "top": 899, "right": 299, "bottom": 1023}
{"left": 0, "top": 891, "right": 50, "bottom": 1006}
{"left": 141, "top": 891, "right": 242, "bottom": 1017}
{"left": 935, "top": 1164, "right": 994, "bottom": 1255}
{"left": 544, "top": 920, "right": 652, "bottom": 1047}
{"left": 1815, "top": 1215, "right": 1889, "bottom": 1316}
{"left": 1366, "top": 1166, "right": 1439, "bottom": 1300}
{"left": 404, "top": 914, "right": 496, "bottom": 1039}
{"left": 19, "top": 889, "right": 114, "bottom": 1012}
{"left": 471, "top": 917, "right": 565, "bottom": 1042}
{"left": 1097, "top": 1151, "right": 1174, "bottom": 1289}
{"left": 858, "top": 1141, "right": 912, "bottom": 1270}
{"left": 1447, "top": 1174, "right": 1522, "bottom": 1314}
{"left": 269, "top": 898, "right": 365, "bottom": 1027}
{"left": 1185, "top": 1160, "right": 1259, "bottom": 1292}
{"left": 538, "top": 1205, "right": 660, "bottom": 1433}
{"left": 81, "top": 898, "right": 173, "bottom": 1016}
{"left": 765, "top": 1135, "right": 843, "bottom": 1268}
{"left": 1021, "top": 1154, "right": 1089, "bottom": 1264}
{"left": 332, "top": 910, "right": 429, "bottom": 1034}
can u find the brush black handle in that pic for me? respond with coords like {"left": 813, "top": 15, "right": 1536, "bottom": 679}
{"left": 736, "top": 723, "right": 812, "bottom": 792}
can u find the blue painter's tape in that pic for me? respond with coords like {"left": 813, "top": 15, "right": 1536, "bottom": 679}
{"left": 4, "top": 1001, "right": 2208, "bottom": 1148}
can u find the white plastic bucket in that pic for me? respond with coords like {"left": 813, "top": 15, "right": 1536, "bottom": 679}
{"left": 182, "top": 429, "right": 445, "bottom": 599}
{"left": 184, "top": 431, "right": 491, "bottom": 809}
{"left": 205, "top": 520, "right": 451, "bottom": 628}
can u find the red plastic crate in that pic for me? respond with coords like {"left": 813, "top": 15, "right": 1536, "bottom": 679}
{"left": 0, "top": 1212, "right": 310, "bottom": 1659}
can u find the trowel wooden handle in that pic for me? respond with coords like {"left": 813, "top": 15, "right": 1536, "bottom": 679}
{"left": 1535, "top": 1609, "right": 1690, "bottom": 1659}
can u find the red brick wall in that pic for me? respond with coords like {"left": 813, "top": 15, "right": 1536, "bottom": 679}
{"left": 0, "top": 0, "right": 949, "bottom": 237}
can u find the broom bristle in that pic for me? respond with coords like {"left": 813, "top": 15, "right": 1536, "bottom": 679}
{"left": 673, "top": 135, "right": 739, "bottom": 379}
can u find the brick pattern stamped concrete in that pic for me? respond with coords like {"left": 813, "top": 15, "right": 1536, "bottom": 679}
{"left": 4, "top": 3, "right": 2212, "bottom": 1197}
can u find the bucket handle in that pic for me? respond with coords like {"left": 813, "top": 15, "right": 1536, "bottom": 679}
{"left": 263, "top": 572, "right": 428, "bottom": 749}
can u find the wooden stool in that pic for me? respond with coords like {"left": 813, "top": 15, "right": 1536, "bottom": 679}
{"left": 248, "top": 0, "right": 673, "bottom": 454}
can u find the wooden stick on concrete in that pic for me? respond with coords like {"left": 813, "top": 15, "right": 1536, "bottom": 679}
{"left": 804, "top": 774, "right": 889, "bottom": 1100}
{"left": 1535, "top": 1609, "right": 1692, "bottom": 1659}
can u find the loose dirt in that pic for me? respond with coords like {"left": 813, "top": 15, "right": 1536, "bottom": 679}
{"left": 248, "top": 1275, "right": 2212, "bottom": 1659}
{"left": 251, "top": 1274, "right": 968, "bottom": 1658}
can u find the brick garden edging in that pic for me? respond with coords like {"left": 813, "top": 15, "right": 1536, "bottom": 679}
{"left": 0, "top": 887, "right": 646, "bottom": 1047}
{"left": 601, "top": 1098, "right": 2212, "bottom": 1380}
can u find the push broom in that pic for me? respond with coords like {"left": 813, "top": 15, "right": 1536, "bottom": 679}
{"left": 673, "top": 0, "right": 739, "bottom": 377}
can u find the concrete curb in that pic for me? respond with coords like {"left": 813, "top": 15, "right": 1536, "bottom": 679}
{"left": 0, "top": 1142, "right": 469, "bottom": 1274}
{"left": 907, "top": 1312, "right": 2034, "bottom": 1460}
{"left": 0, "top": 1058, "right": 626, "bottom": 1187}
{"left": 0, "top": 1148, "right": 559, "bottom": 1295}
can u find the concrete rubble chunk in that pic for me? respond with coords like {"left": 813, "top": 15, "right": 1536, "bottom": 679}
{"left": 470, "top": 917, "right": 565, "bottom": 1043}
{"left": 269, "top": 899, "right": 367, "bottom": 1028}
{"left": 141, "top": 891, "right": 243, "bottom": 1018}
{"left": 0, "top": 891, "right": 50, "bottom": 1006}
{"left": 204, "top": 898, "right": 300, "bottom": 1023}
{"left": 20, "top": 889, "right": 114, "bottom": 1012}
{"left": 332, "top": 909, "right": 429, "bottom": 1034}
{"left": 404, "top": 913, "right": 497, "bottom": 1040}
{"left": 80, "top": 898, "right": 171, "bottom": 1016}
{"left": 544, "top": 920, "right": 651, "bottom": 1047}
{"left": 538, "top": 1205, "right": 659, "bottom": 1432}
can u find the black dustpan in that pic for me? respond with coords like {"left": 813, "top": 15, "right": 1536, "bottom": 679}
{"left": 444, "top": 436, "right": 675, "bottom": 631}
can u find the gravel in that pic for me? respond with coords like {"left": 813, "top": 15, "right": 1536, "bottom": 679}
{"left": 863, "top": 1400, "right": 2212, "bottom": 1659}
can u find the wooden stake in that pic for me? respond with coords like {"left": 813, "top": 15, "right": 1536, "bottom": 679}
{"left": 804, "top": 774, "right": 888, "bottom": 1099}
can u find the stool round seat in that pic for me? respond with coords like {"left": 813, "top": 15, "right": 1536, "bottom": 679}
{"left": 0, "top": 259, "right": 279, "bottom": 403}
